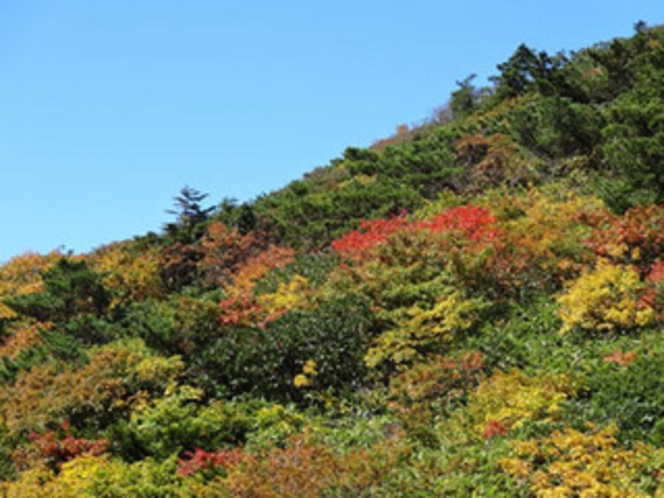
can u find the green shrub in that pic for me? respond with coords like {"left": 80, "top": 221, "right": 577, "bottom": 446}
{"left": 565, "top": 338, "right": 664, "bottom": 445}
{"left": 194, "top": 294, "right": 377, "bottom": 402}
{"left": 108, "top": 385, "right": 251, "bottom": 461}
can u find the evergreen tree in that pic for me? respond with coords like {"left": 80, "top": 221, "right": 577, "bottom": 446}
{"left": 164, "top": 186, "right": 215, "bottom": 243}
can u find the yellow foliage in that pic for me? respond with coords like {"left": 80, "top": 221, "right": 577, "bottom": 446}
{"left": 293, "top": 374, "right": 310, "bottom": 388}
{"left": 293, "top": 360, "right": 318, "bottom": 388}
{"left": 0, "top": 464, "right": 58, "bottom": 498}
{"left": 0, "top": 456, "right": 104, "bottom": 497}
{"left": 469, "top": 369, "right": 573, "bottom": 435}
{"left": 491, "top": 189, "right": 603, "bottom": 291}
{"left": 254, "top": 404, "right": 308, "bottom": 440}
{"left": 500, "top": 424, "right": 663, "bottom": 497}
{"left": 1, "top": 454, "right": 193, "bottom": 497}
{"left": 365, "top": 292, "right": 484, "bottom": 368}
{"left": 90, "top": 242, "right": 165, "bottom": 309}
{"left": 302, "top": 359, "right": 317, "bottom": 376}
{"left": 259, "top": 275, "right": 315, "bottom": 315}
{"left": 557, "top": 259, "right": 655, "bottom": 333}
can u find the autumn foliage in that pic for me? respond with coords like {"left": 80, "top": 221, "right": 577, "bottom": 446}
{"left": 2, "top": 25, "right": 664, "bottom": 496}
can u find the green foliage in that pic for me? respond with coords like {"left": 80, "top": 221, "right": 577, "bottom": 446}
{"left": 566, "top": 343, "right": 664, "bottom": 446}
{"left": 109, "top": 385, "right": 250, "bottom": 460}
{"left": 601, "top": 94, "right": 664, "bottom": 209}
{"left": 164, "top": 185, "right": 216, "bottom": 244}
{"left": 253, "top": 252, "right": 338, "bottom": 296}
{"left": 4, "top": 259, "right": 111, "bottom": 326}
{"left": 122, "top": 295, "right": 222, "bottom": 361}
{"left": 450, "top": 74, "right": 482, "bottom": 119}
{"left": 508, "top": 95, "right": 603, "bottom": 158}
{"left": 196, "top": 294, "right": 376, "bottom": 401}
{"left": 254, "top": 173, "right": 423, "bottom": 250}
{"left": 465, "top": 296, "right": 569, "bottom": 374}
{"left": 489, "top": 44, "right": 573, "bottom": 101}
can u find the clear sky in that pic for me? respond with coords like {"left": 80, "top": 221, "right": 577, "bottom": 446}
{"left": 1, "top": 1, "right": 662, "bottom": 263}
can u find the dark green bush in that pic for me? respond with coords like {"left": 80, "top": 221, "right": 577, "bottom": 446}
{"left": 194, "top": 294, "right": 377, "bottom": 402}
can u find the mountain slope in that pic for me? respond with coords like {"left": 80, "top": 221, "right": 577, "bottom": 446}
{"left": 0, "top": 23, "right": 664, "bottom": 496}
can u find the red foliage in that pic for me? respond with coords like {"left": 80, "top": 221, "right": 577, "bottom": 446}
{"left": 15, "top": 423, "right": 108, "bottom": 471}
{"left": 422, "top": 205, "right": 501, "bottom": 242}
{"left": 647, "top": 259, "right": 664, "bottom": 284}
{"left": 176, "top": 447, "right": 247, "bottom": 477}
{"left": 639, "top": 259, "right": 664, "bottom": 314}
{"left": 331, "top": 211, "right": 411, "bottom": 260}
{"left": 332, "top": 205, "right": 500, "bottom": 261}
{"left": 219, "top": 295, "right": 266, "bottom": 327}
{"left": 483, "top": 420, "right": 507, "bottom": 439}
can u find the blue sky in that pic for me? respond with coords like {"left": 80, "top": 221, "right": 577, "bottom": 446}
{"left": 1, "top": 1, "right": 662, "bottom": 263}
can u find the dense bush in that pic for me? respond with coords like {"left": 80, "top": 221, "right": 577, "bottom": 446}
{"left": 194, "top": 294, "right": 377, "bottom": 401}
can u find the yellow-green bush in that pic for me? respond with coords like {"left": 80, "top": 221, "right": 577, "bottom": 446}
{"left": 365, "top": 292, "right": 485, "bottom": 368}
{"left": 469, "top": 369, "right": 574, "bottom": 436}
{"left": 258, "top": 275, "right": 316, "bottom": 316}
{"left": 0, "top": 455, "right": 190, "bottom": 497}
{"left": 557, "top": 259, "right": 655, "bottom": 333}
{"left": 500, "top": 424, "right": 664, "bottom": 497}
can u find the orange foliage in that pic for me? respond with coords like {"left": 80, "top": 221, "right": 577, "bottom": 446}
{"left": 90, "top": 242, "right": 165, "bottom": 308}
{"left": 218, "top": 246, "right": 295, "bottom": 328}
{"left": 203, "top": 433, "right": 409, "bottom": 497}
{"left": 214, "top": 435, "right": 338, "bottom": 497}
{"left": 0, "top": 322, "right": 49, "bottom": 360}
{"left": 225, "top": 246, "right": 295, "bottom": 298}
{"left": 603, "top": 350, "right": 638, "bottom": 367}
{"left": 198, "top": 221, "right": 260, "bottom": 289}
{"left": 388, "top": 351, "right": 485, "bottom": 430}
{"left": 640, "top": 259, "right": 664, "bottom": 317}
{"left": 582, "top": 203, "right": 664, "bottom": 278}
{"left": 489, "top": 190, "right": 602, "bottom": 294}
{"left": 158, "top": 242, "right": 203, "bottom": 290}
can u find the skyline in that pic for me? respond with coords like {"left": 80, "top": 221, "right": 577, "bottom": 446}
{"left": 2, "top": 1, "right": 663, "bottom": 263}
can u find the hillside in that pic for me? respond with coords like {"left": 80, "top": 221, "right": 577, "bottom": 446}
{"left": 1, "top": 23, "right": 664, "bottom": 496}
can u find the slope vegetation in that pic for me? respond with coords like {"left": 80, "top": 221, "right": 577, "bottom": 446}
{"left": 1, "top": 23, "right": 664, "bottom": 496}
